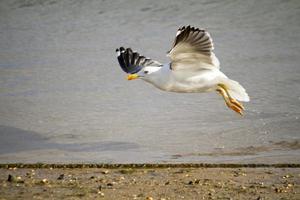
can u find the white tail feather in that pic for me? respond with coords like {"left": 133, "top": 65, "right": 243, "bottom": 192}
{"left": 221, "top": 79, "right": 250, "bottom": 102}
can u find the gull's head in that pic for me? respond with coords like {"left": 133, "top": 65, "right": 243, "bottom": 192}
{"left": 127, "top": 66, "right": 161, "bottom": 81}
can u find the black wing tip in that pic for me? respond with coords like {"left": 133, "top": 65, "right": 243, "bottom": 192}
{"left": 115, "top": 47, "right": 161, "bottom": 74}
{"left": 116, "top": 47, "right": 134, "bottom": 54}
{"left": 115, "top": 47, "right": 143, "bottom": 74}
{"left": 116, "top": 46, "right": 126, "bottom": 51}
{"left": 178, "top": 25, "right": 206, "bottom": 33}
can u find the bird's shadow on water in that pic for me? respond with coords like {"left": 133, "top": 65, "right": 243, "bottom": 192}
{"left": 0, "top": 126, "right": 139, "bottom": 154}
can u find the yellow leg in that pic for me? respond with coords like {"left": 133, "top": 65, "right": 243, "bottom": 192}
{"left": 217, "top": 84, "right": 245, "bottom": 111}
{"left": 216, "top": 87, "right": 243, "bottom": 116}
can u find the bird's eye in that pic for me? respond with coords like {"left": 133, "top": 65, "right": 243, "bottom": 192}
{"left": 144, "top": 71, "right": 149, "bottom": 74}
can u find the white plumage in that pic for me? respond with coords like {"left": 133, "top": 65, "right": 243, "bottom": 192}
{"left": 116, "top": 26, "right": 249, "bottom": 115}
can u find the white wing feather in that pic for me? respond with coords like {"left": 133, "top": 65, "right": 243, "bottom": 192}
{"left": 168, "top": 26, "right": 220, "bottom": 71}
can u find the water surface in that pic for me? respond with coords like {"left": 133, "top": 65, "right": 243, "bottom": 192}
{"left": 0, "top": 0, "right": 300, "bottom": 163}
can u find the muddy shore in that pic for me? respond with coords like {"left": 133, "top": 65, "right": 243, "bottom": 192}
{"left": 0, "top": 164, "right": 299, "bottom": 199}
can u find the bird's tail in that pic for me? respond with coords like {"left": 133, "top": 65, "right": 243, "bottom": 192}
{"left": 220, "top": 79, "right": 250, "bottom": 102}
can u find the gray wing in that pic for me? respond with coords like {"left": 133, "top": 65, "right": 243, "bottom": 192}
{"left": 168, "top": 26, "right": 220, "bottom": 71}
{"left": 116, "top": 47, "right": 162, "bottom": 74}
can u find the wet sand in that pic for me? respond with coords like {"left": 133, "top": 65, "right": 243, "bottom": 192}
{"left": 1, "top": 164, "right": 300, "bottom": 199}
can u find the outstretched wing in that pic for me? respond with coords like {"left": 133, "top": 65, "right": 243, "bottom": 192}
{"left": 168, "top": 26, "right": 220, "bottom": 71}
{"left": 116, "top": 47, "right": 162, "bottom": 74}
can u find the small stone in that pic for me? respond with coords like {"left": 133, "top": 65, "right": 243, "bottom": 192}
{"left": 165, "top": 181, "right": 170, "bottom": 185}
{"left": 7, "top": 174, "right": 16, "bottom": 182}
{"left": 194, "top": 179, "right": 201, "bottom": 184}
{"left": 287, "top": 183, "right": 293, "bottom": 188}
{"left": 57, "top": 174, "right": 64, "bottom": 180}
{"left": 98, "top": 191, "right": 104, "bottom": 197}
{"left": 7, "top": 175, "right": 24, "bottom": 183}
{"left": 275, "top": 188, "right": 282, "bottom": 193}
{"left": 107, "top": 182, "right": 114, "bottom": 187}
{"left": 146, "top": 197, "right": 153, "bottom": 200}
{"left": 282, "top": 174, "right": 292, "bottom": 179}
{"left": 102, "top": 170, "right": 109, "bottom": 174}
{"left": 41, "top": 179, "right": 48, "bottom": 184}
{"left": 188, "top": 180, "right": 194, "bottom": 185}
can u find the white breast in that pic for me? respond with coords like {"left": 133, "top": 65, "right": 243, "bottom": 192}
{"left": 147, "top": 64, "right": 226, "bottom": 93}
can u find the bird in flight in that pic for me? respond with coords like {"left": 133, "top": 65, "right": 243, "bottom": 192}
{"left": 116, "top": 25, "right": 249, "bottom": 115}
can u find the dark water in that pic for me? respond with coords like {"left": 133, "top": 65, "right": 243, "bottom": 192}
{"left": 0, "top": 0, "right": 300, "bottom": 163}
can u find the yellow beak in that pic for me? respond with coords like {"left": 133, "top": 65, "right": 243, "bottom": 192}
{"left": 127, "top": 74, "right": 139, "bottom": 80}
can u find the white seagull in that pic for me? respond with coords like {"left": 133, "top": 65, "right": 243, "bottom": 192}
{"left": 116, "top": 25, "right": 249, "bottom": 115}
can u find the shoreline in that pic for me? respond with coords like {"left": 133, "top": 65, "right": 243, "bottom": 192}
{"left": 1, "top": 163, "right": 300, "bottom": 169}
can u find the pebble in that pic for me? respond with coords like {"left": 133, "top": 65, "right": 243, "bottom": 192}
{"left": 275, "top": 187, "right": 283, "bottom": 193}
{"left": 98, "top": 185, "right": 102, "bottom": 191}
{"left": 287, "top": 183, "right": 293, "bottom": 188}
{"left": 41, "top": 179, "right": 48, "bottom": 184}
{"left": 194, "top": 179, "right": 201, "bottom": 184}
{"left": 98, "top": 191, "right": 105, "bottom": 197}
{"left": 188, "top": 180, "right": 194, "bottom": 185}
{"left": 282, "top": 174, "right": 292, "bottom": 179}
{"left": 57, "top": 174, "right": 64, "bottom": 180}
{"left": 7, "top": 174, "right": 16, "bottom": 182}
{"left": 7, "top": 174, "right": 24, "bottom": 183}
{"left": 146, "top": 197, "right": 153, "bottom": 200}
{"left": 107, "top": 182, "right": 115, "bottom": 187}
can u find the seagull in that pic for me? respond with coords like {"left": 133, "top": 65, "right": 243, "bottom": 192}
{"left": 116, "top": 25, "right": 249, "bottom": 115}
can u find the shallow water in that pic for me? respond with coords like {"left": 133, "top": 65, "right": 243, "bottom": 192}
{"left": 0, "top": 0, "right": 300, "bottom": 163}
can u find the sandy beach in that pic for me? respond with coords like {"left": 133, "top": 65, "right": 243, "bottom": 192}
{"left": 0, "top": 164, "right": 300, "bottom": 199}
